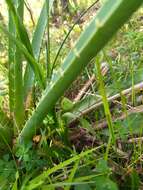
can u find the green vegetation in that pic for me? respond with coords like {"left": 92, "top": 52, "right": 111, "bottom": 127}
{"left": 0, "top": 0, "right": 143, "bottom": 189}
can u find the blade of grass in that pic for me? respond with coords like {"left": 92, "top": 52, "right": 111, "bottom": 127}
{"left": 26, "top": 146, "right": 104, "bottom": 189}
{"left": 24, "top": 0, "right": 35, "bottom": 27}
{"left": 32, "top": 0, "right": 54, "bottom": 59}
{"left": 5, "top": 0, "right": 33, "bottom": 53}
{"left": 8, "top": 0, "right": 16, "bottom": 114}
{"left": 65, "top": 160, "right": 79, "bottom": 190}
{"left": 95, "top": 57, "right": 114, "bottom": 159}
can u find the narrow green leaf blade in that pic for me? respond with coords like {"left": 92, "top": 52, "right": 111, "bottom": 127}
{"left": 8, "top": 3, "right": 15, "bottom": 113}
{"left": 5, "top": 0, "right": 45, "bottom": 89}
{"left": 0, "top": 24, "right": 45, "bottom": 88}
{"left": 32, "top": 0, "right": 54, "bottom": 59}
{"left": 26, "top": 146, "right": 103, "bottom": 189}
{"left": 24, "top": 0, "right": 54, "bottom": 99}
{"left": 14, "top": 0, "right": 25, "bottom": 129}
{"left": 5, "top": 0, "right": 33, "bottom": 53}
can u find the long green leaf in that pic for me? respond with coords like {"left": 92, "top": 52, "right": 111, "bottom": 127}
{"left": 24, "top": 0, "right": 54, "bottom": 99}
{"left": 5, "top": 0, "right": 33, "bottom": 53}
{"left": 32, "top": 0, "right": 54, "bottom": 60}
{"left": 8, "top": 0, "right": 16, "bottom": 113}
{"left": 19, "top": 0, "right": 143, "bottom": 143}
{"left": 14, "top": 0, "right": 25, "bottom": 129}
{"left": 0, "top": 24, "right": 45, "bottom": 88}
{"left": 5, "top": 0, "right": 45, "bottom": 88}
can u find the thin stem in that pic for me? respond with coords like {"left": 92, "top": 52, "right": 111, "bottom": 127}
{"left": 51, "top": 0, "right": 99, "bottom": 74}
{"left": 24, "top": 0, "right": 35, "bottom": 27}
{"left": 46, "top": 0, "right": 51, "bottom": 79}
{"left": 8, "top": 0, "right": 16, "bottom": 114}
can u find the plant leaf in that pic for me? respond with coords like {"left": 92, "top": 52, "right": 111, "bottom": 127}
{"left": 24, "top": 0, "right": 54, "bottom": 99}
{"left": 0, "top": 24, "right": 45, "bottom": 88}
{"left": 26, "top": 146, "right": 103, "bottom": 189}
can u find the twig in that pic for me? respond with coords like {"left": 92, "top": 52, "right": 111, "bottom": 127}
{"left": 94, "top": 105, "right": 143, "bottom": 130}
{"left": 24, "top": 0, "right": 35, "bottom": 27}
{"left": 113, "top": 100, "right": 133, "bottom": 110}
{"left": 128, "top": 137, "right": 143, "bottom": 143}
{"left": 74, "top": 62, "right": 109, "bottom": 103}
{"left": 75, "top": 81, "right": 143, "bottom": 120}
{"left": 74, "top": 74, "right": 95, "bottom": 102}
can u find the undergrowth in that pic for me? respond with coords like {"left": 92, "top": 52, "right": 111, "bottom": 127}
{"left": 0, "top": 0, "right": 143, "bottom": 189}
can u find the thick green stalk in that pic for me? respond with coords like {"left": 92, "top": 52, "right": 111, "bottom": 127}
{"left": 19, "top": 0, "right": 143, "bottom": 143}
{"left": 14, "top": 0, "right": 24, "bottom": 129}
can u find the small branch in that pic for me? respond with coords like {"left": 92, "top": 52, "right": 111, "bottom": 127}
{"left": 74, "top": 62, "right": 109, "bottom": 103}
{"left": 128, "top": 137, "right": 143, "bottom": 143}
{"left": 113, "top": 100, "right": 133, "bottom": 110}
{"left": 74, "top": 74, "right": 95, "bottom": 102}
{"left": 94, "top": 105, "right": 143, "bottom": 130}
{"left": 76, "top": 81, "right": 143, "bottom": 120}
{"left": 24, "top": 0, "right": 35, "bottom": 27}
